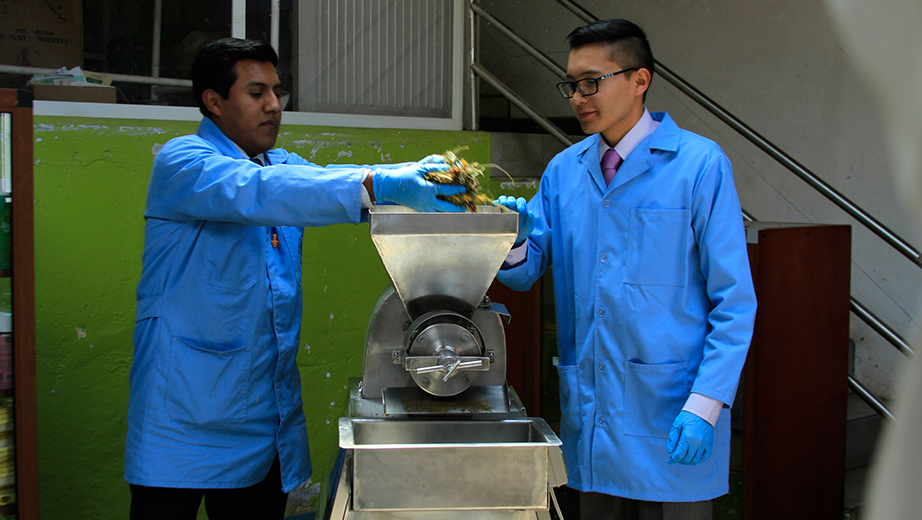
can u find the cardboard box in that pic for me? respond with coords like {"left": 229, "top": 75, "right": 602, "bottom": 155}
{"left": 30, "top": 84, "right": 116, "bottom": 103}
{"left": 0, "top": 0, "right": 83, "bottom": 69}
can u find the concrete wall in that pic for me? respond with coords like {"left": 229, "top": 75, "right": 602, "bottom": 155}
{"left": 479, "top": 0, "right": 916, "bottom": 401}
{"left": 31, "top": 116, "right": 494, "bottom": 518}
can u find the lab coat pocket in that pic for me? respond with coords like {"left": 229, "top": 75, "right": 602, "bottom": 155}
{"left": 557, "top": 364, "right": 583, "bottom": 437}
{"left": 624, "top": 208, "right": 689, "bottom": 287}
{"left": 165, "top": 337, "right": 252, "bottom": 430}
{"left": 623, "top": 360, "right": 689, "bottom": 438}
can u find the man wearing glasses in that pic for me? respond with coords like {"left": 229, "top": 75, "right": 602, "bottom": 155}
{"left": 495, "top": 18, "right": 757, "bottom": 520}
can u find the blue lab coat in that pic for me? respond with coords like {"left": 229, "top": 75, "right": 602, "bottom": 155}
{"left": 125, "top": 117, "right": 373, "bottom": 492}
{"left": 497, "top": 112, "right": 757, "bottom": 501}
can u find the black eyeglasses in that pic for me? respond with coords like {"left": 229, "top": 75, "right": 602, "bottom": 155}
{"left": 556, "top": 68, "right": 639, "bottom": 99}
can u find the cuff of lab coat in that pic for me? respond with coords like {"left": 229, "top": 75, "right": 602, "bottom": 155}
{"left": 683, "top": 393, "right": 723, "bottom": 426}
{"left": 502, "top": 240, "right": 528, "bottom": 269}
{"left": 361, "top": 169, "right": 372, "bottom": 208}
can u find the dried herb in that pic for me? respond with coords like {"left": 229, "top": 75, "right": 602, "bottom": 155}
{"left": 425, "top": 146, "right": 513, "bottom": 212}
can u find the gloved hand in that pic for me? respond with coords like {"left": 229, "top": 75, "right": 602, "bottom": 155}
{"left": 495, "top": 195, "right": 535, "bottom": 247}
{"left": 666, "top": 411, "right": 714, "bottom": 465}
{"left": 372, "top": 160, "right": 466, "bottom": 213}
{"left": 418, "top": 154, "right": 446, "bottom": 165}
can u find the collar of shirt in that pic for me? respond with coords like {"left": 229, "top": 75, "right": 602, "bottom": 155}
{"left": 229, "top": 140, "right": 267, "bottom": 165}
{"left": 597, "top": 107, "right": 660, "bottom": 163}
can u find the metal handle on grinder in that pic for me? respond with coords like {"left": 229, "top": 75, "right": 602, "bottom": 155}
{"left": 415, "top": 359, "right": 488, "bottom": 381}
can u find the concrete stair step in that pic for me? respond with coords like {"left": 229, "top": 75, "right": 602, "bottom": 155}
{"left": 844, "top": 464, "right": 870, "bottom": 519}
{"left": 846, "top": 392, "right": 881, "bottom": 470}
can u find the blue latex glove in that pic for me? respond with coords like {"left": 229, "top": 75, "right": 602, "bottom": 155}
{"left": 666, "top": 411, "right": 714, "bottom": 465}
{"left": 418, "top": 154, "right": 446, "bottom": 165}
{"left": 372, "top": 159, "right": 466, "bottom": 213}
{"left": 495, "top": 195, "right": 536, "bottom": 247}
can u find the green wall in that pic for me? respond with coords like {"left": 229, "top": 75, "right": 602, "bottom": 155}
{"left": 31, "top": 116, "right": 496, "bottom": 518}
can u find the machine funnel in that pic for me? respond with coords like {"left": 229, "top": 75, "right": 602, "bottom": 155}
{"left": 369, "top": 205, "right": 518, "bottom": 320}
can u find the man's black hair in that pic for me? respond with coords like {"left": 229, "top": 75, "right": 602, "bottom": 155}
{"left": 566, "top": 19, "right": 655, "bottom": 95}
{"left": 191, "top": 38, "right": 279, "bottom": 119}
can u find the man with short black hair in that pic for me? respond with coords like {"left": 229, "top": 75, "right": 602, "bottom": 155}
{"left": 496, "top": 19, "right": 757, "bottom": 519}
{"left": 124, "top": 37, "right": 463, "bottom": 519}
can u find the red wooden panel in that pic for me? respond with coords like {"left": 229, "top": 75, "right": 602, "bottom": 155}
{"left": 487, "top": 279, "right": 542, "bottom": 416}
{"left": 742, "top": 224, "right": 850, "bottom": 520}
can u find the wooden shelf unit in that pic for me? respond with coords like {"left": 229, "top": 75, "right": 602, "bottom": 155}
{"left": 0, "top": 88, "right": 38, "bottom": 520}
{"left": 741, "top": 222, "right": 851, "bottom": 520}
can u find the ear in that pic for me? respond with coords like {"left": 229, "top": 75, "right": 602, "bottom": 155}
{"left": 202, "top": 89, "right": 222, "bottom": 118}
{"left": 633, "top": 68, "right": 652, "bottom": 98}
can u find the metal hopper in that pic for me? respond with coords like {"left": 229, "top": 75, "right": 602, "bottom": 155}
{"left": 368, "top": 204, "right": 518, "bottom": 319}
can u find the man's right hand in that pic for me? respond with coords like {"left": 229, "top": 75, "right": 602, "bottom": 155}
{"left": 371, "top": 160, "right": 466, "bottom": 213}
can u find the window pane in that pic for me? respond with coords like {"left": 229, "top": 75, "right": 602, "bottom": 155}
{"left": 83, "top": 0, "right": 229, "bottom": 105}
{"left": 246, "top": 0, "right": 294, "bottom": 109}
{"left": 296, "top": 0, "right": 455, "bottom": 118}
{"left": 0, "top": 0, "right": 302, "bottom": 107}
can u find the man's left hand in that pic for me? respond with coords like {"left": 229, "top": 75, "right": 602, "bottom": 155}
{"left": 495, "top": 195, "right": 535, "bottom": 247}
{"left": 666, "top": 410, "right": 714, "bottom": 465}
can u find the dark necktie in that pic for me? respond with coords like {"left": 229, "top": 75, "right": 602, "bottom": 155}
{"left": 602, "top": 149, "right": 622, "bottom": 186}
{"left": 249, "top": 156, "right": 277, "bottom": 247}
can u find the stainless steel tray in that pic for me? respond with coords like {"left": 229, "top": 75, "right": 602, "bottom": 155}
{"left": 339, "top": 417, "right": 563, "bottom": 511}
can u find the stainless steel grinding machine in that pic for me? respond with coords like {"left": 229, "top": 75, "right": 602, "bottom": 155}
{"left": 320, "top": 205, "right": 567, "bottom": 520}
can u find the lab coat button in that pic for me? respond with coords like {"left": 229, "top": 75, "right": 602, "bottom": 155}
{"left": 596, "top": 363, "right": 604, "bottom": 372}
{"left": 600, "top": 253, "right": 608, "bottom": 263}
{"left": 597, "top": 417, "right": 606, "bottom": 427}
{"left": 601, "top": 199, "right": 611, "bottom": 208}
{"left": 597, "top": 307, "right": 605, "bottom": 317}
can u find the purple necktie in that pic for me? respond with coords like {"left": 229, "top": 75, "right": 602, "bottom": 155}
{"left": 602, "top": 148, "right": 622, "bottom": 186}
